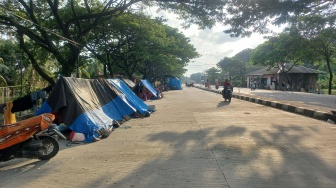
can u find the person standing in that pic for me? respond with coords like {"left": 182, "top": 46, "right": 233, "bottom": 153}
{"left": 282, "top": 82, "right": 286, "bottom": 91}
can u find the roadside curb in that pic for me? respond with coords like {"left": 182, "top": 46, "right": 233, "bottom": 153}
{"left": 196, "top": 86, "right": 336, "bottom": 122}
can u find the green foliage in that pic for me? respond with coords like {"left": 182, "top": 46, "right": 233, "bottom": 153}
{"left": 1, "top": 0, "right": 333, "bottom": 85}
{"left": 217, "top": 57, "right": 244, "bottom": 77}
{"left": 0, "top": 39, "right": 22, "bottom": 85}
{"left": 222, "top": 0, "right": 335, "bottom": 37}
{"left": 292, "top": 14, "right": 336, "bottom": 94}
{"left": 251, "top": 32, "right": 314, "bottom": 68}
{"left": 234, "top": 48, "right": 253, "bottom": 63}
{"left": 87, "top": 13, "right": 199, "bottom": 79}
{"left": 0, "top": 0, "right": 229, "bottom": 81}
{"left": 318, "top": 74, "right": 336, "bottom": 89}
{"left": 205, "top": 67, "right": 221, "bottom": 84}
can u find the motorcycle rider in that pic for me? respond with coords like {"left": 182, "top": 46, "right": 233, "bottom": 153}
{"left": 222, "top": 79, "right": 232, "bottom": 99}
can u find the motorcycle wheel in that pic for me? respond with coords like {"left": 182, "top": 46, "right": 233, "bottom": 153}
{"left": 38, "top": 136, "right": 59, "bottom": 160}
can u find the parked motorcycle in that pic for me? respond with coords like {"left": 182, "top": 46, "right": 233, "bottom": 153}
{"left": 222, "top": 86, "right": 232, "bottom": 102}
{"left": 0, "top": 113, "right": 64, "bottom": 162}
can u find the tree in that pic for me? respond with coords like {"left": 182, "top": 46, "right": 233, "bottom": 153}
{"left": 0, "top": 0, "right": 227, "bottom": 84}
{"left": 190, "top": 72, "right": 203, "bottom": 83}
{"left": 217, "top": 57, "right": 244, "bottom": 85}
{"left": 2, "top": 1, "right": 331, "bottom": 85}
{"left": 0, "top": 38, "right": 23, "bottom": 86}
{"left": 292, "top": 15, "right": 336, "bottom": 94}
{"left": 87, "top": 13, "right": 199, "bottom": 80}
{"left": 222, "top": 0, "right": 335, "bottom": 37}
{"left": 234, "top": 48, "right": 253, "bottom": 63}
{"left": 251, "top": 32, "right": 314, "bottom": 84}
{"left": 0, "top": 57, "right": 8, "bottom": 86}
{"left": 205, "top": 67, "right": 220, "bottom": 84}
{"left": 233, "top": 48, "right": 255, "bottom": 85}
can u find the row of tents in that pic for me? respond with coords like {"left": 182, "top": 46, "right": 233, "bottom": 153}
{"left": 32, "top": 77, "right": 159, "bottom": 142}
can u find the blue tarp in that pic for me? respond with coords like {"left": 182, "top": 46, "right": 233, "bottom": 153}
{"left": 108, "top": 78, "right": 148, "bottom": 114}
{"left": 141, "top": 79, "right": 158, "bottom": 98}
{"left": 35, "top": 77, "right": 148, "bottom": 142}
{"left": 168, "top": 77, "right": 182, "bottom": 90}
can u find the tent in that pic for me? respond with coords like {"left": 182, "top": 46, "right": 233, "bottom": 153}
{"left": 35, "top": 77, "right": 146, "bottom": 142}
{"left": 108, "top": 78, "right": 148, "bottom": 115}
{"left": 133, "top": 79, "right": 158, "bottom": 100}
{"left": 169, "top": 77, "right": 182, "bottom": 90}
{"left": 121, "top": 78, "right": 136, "bottom": 89}
{"left": 140, "top": 79, "right": 158, "bottom": 98}
{"left": 165, "top": 76, "right": 182, "bottom": 90}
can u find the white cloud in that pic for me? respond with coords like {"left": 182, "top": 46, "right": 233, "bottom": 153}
{"left": 146, "top": 7, "right": 268, "bottom": 77}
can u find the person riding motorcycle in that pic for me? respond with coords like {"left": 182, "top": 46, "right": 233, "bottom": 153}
{"left": 222, "top": 79, "right": 233, "bottom": 99}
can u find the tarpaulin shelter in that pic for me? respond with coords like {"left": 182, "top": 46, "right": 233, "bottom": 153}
{"left": 35, "top": 77, "right": 145, "bottom": 141}
{"left": 121, "top": 78, "right": 136, "bottom": 89}
{"left": 167, "top": 77, "right": 182, "bottom": 90}
{"left": 140, "top": 79, "right": 158, "bottom": 99}
{"left": 108, "top": 78, "right": 148, "bottom": 115}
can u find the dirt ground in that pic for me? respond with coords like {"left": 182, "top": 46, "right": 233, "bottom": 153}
{"left": 1, "top": 87, "right": 336, "bottom": 188}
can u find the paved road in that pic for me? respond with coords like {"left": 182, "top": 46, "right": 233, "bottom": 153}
{"left": 1, "top": 87, "right": 335, "bottom": 188}
{"left": 201, "top": 84, "right": 336, "bottom": 113}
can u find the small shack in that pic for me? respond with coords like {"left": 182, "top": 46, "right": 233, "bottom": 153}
{"left": 247, "top": 65, "right": 324, "bottom": 92}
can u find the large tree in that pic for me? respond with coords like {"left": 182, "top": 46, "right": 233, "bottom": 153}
{"left": 86, "top": 13, "right": 199, "bottom": 79}
{"left": 222, "top": 0, "right": 335, "bottom": 37}
{"left": 205, "top": 67, "right": 221, "bottom": 84}
{"left": 0, "top": 0, "right": 227, "bottom": 84}
{"left": 292, "top": 15, "right": 336, "bottom": 94}
{"left": 217, "top": 57, "right": 245, "bottom": 84}
{"left": 1, "top": 1, "right": 333, "bottom": 85}
{"left": 251, "top": 32, "right": 315, "bottom": 84}
{"left": 190, "top": 72, "right": 203, "bottom": 83}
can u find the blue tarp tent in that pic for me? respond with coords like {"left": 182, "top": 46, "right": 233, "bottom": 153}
{"left": 35, "top": 77, "right": 148, "bottom": 142}
{"left": 141, "top": 79, "right": 158, "bottom": 99}
{"left": 108, "top": 78, "right": 148, "bottom": 115}
{"left": 167, "top": 76, "right": 182, "bottom": 90}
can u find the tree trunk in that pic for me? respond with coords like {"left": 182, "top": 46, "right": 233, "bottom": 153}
{"left": 326, "top": 57, "right": 333, "bottom": 95}
{"left": 61, "top": 60, "right": 75, "bottom": 77}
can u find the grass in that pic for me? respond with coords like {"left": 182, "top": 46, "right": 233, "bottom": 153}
{"left": 321, "top": 89, "right": 336, "bottom": 95}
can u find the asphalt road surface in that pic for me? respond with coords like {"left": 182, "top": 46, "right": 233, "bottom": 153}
{"left": 1, "top": 87, "right": 335, "bottom": 188}
{"left": 206, "top": 84, "right": 336, "bottom": 113}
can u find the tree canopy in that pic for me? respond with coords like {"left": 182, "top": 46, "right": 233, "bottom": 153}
{"left": 291, "top": 14, "right": 336, "bottom": 94}
{"left": 0, "top": 0, "right": 335, "bottom": 86}
{"left": 222, "top": 0, "right": 335, "bottom": 37}
{"left": 0, "top": 0, "right": 227, "bottom": 84}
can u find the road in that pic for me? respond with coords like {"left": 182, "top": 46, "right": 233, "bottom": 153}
{"left": 1, "top": 87, "right": 336, "bottom": 188}
{"left": 204, "top": 84, "right": 336, "bottom": 113}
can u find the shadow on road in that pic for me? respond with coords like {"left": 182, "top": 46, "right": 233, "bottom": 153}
{"left": 217, "top": 101, "right": 231, "bottom": 108}
{"left": 77, "top": 124, "right": 335, "bottom": 187}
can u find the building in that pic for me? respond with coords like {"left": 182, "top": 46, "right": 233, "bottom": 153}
{"left": 246, "top": 65, "right": 325, "bottom": 92}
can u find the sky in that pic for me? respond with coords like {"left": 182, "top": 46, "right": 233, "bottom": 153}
{"left": 146, "top": 8, "right": 270, "bottom": 77}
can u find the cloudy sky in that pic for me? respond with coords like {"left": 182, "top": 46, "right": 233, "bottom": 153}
{"left": 146, "top": 8, "right": 269, "bottom": 77}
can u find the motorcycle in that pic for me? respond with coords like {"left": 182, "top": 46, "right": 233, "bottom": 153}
{"left": 0, "top": 113, "right": 64, "bottom": 162}
{"left": 222, "top": 86, "right": 232, "bottom": 102}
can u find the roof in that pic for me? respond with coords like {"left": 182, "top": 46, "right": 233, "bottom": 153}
{"left": 247, "top": 65, "right": 325, "bottom": 76}
{"left": 247, "top": 67, "right": 277, "bottom": 76}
